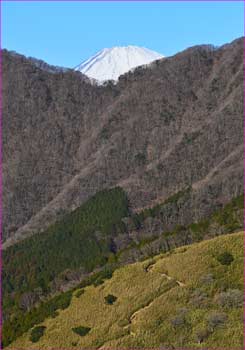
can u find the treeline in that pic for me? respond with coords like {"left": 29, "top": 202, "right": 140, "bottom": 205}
{"left": 131, "top": 186, "right": 191, "bottom": 227}
{"left": 116, "top": 194, "right": 244, "bottom": 265}
{"left": 3, "top": 187, "right": 129, "bottom": 320}
{"left": 2, "top": 266, "right": 115, "bottom": 347}
{"left": 132, "top": 190, "right": 243, "bottom": 241}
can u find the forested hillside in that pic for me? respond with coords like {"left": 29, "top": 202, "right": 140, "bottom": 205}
{"left": 2, "top": 188, "right": 243, "bottom": 347}
{"left": 3, "top": 37, "right": 243, "bottom": 246}
{"left": 3, "top": 36, "right": 244, "bottom": 350}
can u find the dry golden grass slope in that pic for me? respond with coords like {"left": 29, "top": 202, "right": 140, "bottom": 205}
{"left": 8, "top": 231, "right": 244, "bottom": 350}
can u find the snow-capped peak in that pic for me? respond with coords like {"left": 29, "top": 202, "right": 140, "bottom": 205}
{"left": 75, "top": 45, "right": 164, "bottom": 83}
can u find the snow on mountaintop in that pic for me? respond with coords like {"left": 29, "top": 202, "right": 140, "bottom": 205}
{"left": 75, "top": 46, "right": 164, "bottom": 83}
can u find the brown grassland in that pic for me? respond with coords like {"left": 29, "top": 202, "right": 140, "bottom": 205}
{"left": 8, "top": 231, "right": 243, "bottom": 350}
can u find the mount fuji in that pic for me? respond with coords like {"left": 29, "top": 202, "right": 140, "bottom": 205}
{"left": 75, "top": 46, "right": 164, "bottom": 82}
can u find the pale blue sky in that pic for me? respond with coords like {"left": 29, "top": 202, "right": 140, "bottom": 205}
{"left": 2, "top": 1, "right": 244, "bottom": 68}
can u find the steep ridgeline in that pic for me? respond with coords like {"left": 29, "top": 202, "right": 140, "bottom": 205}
{"left": 3, "top": 37, "right": 243, "bottom": 247}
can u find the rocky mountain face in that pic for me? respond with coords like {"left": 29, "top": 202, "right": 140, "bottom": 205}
{"left": 3, "top": 37, "right": 243, "bottom": 247}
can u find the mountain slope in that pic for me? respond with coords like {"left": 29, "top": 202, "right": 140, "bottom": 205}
{"left": 74, "top": 46, "right": 164, "bottom": 82}
{"left": 2, "top": 191, "right": 243, "bottom": 347}
{"left": 7, "top": 231, "right": 244, "bottom": 350}
{"left": 3, "top": 37, "right": 243, "bottom": 247}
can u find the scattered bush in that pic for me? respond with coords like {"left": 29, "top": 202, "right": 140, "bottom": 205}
{"left": 3, "top": 193, "right": 243, "bottom": 347}
{"left": 51, "top": 311, "right": 59, "bottom": 318}
{"left": 206, "top": 311, "right": 227, "bottom": 331}
{"left": 30, "top": 326, "right": 46, "bottom": 343}
{"left": 178, "top": 247, "right": 188, "bottom": 254}
{"left": 75, "top": 289, "right": 84, "bottom": 298}
{"left": 2, "top": 290, "right": 72, "bottom": 347}
{"left": 200, "top": 273, "right": 214, "bottom": 285}
{"left": 194, "top": 326, "right": 210, "bottom": 344}
{"left": 190, "top": 289, "right": 209, "bottom": 308}
{"left": 54, "top": 291, "right": 72, "bottom": 310}
{"left": 77, "top": 267, "right": 114, "bottom": 290}
{"left": 93, "top": 276, "right": 105, "bottom": 287}
{"left": 72, "top": 326, "right": 91, "bottom": 337}
{"left": 171, "top": 308, "right": 188, "bottom": 328}
{"left": 215, "top": 289, "right": 243, "bottom": 308}
{"left": 216, "top": 252, "right": 234, "bottom": 265}
{"left": 104, "top": 294, "right": 117, "bottom": 305}
{"left": 171, "top": 315, "right": 186, "bottom": 328}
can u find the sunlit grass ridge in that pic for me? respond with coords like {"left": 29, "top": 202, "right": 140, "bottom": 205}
{"left": 8, "top": 231, "right": 243, "bottom": 350}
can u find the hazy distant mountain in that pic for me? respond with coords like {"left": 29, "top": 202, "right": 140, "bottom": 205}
{"left": 74, "top": 45, "right": 164, "bottom": 82}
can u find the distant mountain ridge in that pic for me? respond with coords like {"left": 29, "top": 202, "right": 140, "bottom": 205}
{"left": 74, "top": 45, "right": 164, "bottom": 82}
{"left": 7, "top": 50, "right": 70, "bottom": 74}
{"left": 2, "top": 37, "right": 243, "bottom": 247}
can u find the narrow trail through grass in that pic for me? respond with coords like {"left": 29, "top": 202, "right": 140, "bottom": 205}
{"left": 161, "top": 273, "right": 186, "bottom": 287}
{"left": 146, "top": 261, "right": 186, "bottom": 287}
{"left": 122, "top": 266, "right": 186, "bottom": 338}
{"left": 7, "top": 232, "right": 243, "bottom": 350}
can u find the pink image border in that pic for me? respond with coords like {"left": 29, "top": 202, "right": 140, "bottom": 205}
{"left": 0, "top": 1, "right": 244, "bottom": 350}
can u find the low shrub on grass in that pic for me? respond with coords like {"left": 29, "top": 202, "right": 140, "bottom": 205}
{"left": 51, "top": 310, "right": 59, "bottom": 318}
{"left": 216, "top": 252, "right": 234, "bottom": 265}
{"left": 190, "top": 289, "right": 209, "bottom": 308}
{"left": 30, "top": 326, "right": 46, "bottom": 343}
{"left": 72, "top": 326, "right": 91, "bottom": 337}
{"left": 200, "top": 273, "right": 214, "bottom": 285}
{"left": 194, "top": 326, "right": 210, "bottom": 344}
{"left": 214, "top": 289, "right": 243, "bottom": 308}
{"left": 171, "top": 308, "right": 189, "bottom": 328}
{"left": 104, "top": 294, "right": 117, "bottom": 305}
{"left": 206, "top": 311, "right": 227, "bottom": 331}
{"left": 75, "top": 289, "right": 84, "bottom": 298}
